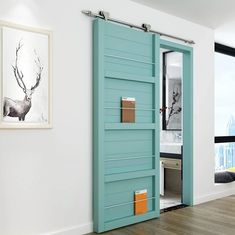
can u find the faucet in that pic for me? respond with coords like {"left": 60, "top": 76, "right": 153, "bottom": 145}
{"left": 174, "top": 132, "right": 182, "bottom": 142}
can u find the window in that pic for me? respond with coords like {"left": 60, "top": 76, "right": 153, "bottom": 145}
{"left": 215, "top": 43, "right": 235, "bottom": 171}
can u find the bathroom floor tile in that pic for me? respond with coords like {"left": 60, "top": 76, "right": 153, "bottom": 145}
{"left": 160, "top": 190, "right": 181, "bottom": 209}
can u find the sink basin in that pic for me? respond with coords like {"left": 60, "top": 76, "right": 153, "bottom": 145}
{"left": 160, "top": 143, "right": 182, "bottom": 154}
{"left": 160, "top": 143, "right": 182, "bottom": 146}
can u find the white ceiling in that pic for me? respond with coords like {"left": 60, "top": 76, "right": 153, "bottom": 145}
{"left": 131, "top": 0, "right": 235, "bottom": 28}
{"left": 132, "top": 0, "right": 235, "bottom": 47}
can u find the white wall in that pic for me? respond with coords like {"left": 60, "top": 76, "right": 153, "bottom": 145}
{"left": 215, "top": 21, "right": 235, "bottom": 48}
{"left": 0, "top": 1, "right": 234, "bottom": 235}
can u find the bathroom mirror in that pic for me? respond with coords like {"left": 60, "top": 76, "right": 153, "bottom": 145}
{"left": 162, "top": 51, "right": 182, "bottom": 130}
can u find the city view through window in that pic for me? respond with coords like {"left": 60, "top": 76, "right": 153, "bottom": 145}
{"left": 215, "top": 51, "right": 235, "bottom": 171}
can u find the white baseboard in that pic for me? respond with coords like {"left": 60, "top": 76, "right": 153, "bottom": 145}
{"left": 194, "top": 187, "right": 235, "bottom": 205}
{"left": 40, "top": 222, "right": 93, "bottom": 235}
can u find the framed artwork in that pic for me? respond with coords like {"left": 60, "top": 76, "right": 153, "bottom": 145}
{"left": 165, "top": 78, "right": 182, "bottom": 130}
{"left": 162, "top": 51, "right": 182, "bottom": 131}
{"left": 0, "top": 21, "right": 52, "bottom": 128}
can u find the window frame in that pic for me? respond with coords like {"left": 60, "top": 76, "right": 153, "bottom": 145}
{"left": 214, "top": 43, "right": 235, "bottom": 143}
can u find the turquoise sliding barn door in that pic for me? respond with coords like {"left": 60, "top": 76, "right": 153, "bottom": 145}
{"left": 93, "top": 18, "right": 160, "bottom": 233}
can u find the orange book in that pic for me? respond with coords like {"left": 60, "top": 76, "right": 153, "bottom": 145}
{"left": 134, "top": 189, "right": 147, "bottom": 215}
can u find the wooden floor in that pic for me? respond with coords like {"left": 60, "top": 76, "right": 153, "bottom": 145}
{"left": 88, "top": 195, "right": 235, "bottom": 235}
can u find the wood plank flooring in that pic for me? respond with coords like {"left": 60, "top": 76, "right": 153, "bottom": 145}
{"left": 88, "top": 195, "right": 235, "bottom": 235}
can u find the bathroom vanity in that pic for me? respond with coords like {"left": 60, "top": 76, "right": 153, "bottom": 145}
{"left": 160, "top": 143, "right": 182, "bottom": 196}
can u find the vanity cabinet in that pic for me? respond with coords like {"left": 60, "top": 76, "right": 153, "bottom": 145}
{"left": 160, "top": 152, "right": 182, "bottom": 196}
{"left": 161, "top": 157, "right": 181, "bottom": 170}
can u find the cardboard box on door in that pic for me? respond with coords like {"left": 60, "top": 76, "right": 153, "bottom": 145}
{"left": 121, "top": 97, "right": 135, "bottom": 123}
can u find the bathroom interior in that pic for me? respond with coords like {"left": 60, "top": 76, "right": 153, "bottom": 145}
{"left": 159, "top": 49, "right": 183, "bottom": 211}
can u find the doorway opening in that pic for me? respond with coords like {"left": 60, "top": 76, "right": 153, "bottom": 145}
{"left": 160, "top": 49, "right": 183, "bottom": 211}
{"left": 159, "top": 40, "right": 193, "bottom": 212}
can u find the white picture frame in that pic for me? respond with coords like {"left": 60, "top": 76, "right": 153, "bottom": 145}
{"left": 0, "top": 21, "right": 52, "bottom": 129}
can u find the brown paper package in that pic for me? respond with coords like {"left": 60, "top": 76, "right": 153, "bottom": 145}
{"left": 121, "top": 98, "right": 135, "bottom": 123}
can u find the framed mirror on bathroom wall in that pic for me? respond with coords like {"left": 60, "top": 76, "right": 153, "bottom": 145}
{"left": 162, "top": 51, "right": 182, "bottom": 131}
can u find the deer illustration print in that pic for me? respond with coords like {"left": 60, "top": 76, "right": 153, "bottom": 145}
{"left": 3, "top": 41, "right": 43, "bottom": 121}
